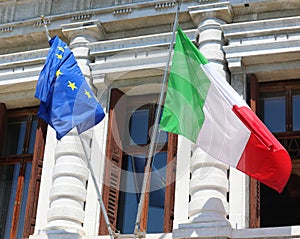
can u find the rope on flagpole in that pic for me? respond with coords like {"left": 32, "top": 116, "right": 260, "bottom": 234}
{"left": 133, "top": 0, "right": 182, "bottom": 237}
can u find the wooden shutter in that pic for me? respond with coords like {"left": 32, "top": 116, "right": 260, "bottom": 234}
{"left": 0, "top": 103, "right": 7, "bottom": 153}
{"left": 248, "top": 74, "right": 261, "bottom": 228}
{"left": 164, "top": 133, "right": 177, "bottom": 232}
{"left": 99, "top": 89, "right": 127, "bottom": 235}
{"left": 23, "top": 118, "right": 47, "bottom": 237}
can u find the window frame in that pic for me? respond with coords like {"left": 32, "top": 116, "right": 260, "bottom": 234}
{"left": 99, "top": 89, "right": 177, "bottom": 235}
{"left": 0, "top": 105, "right": 47, "bottom": 238}
{"left": 249, "top": 77, "right": 300, "bottom": 228}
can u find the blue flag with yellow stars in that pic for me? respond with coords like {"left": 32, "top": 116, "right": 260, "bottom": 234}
{"left": 35, "top": 36, "right": 105, "bottom": 140}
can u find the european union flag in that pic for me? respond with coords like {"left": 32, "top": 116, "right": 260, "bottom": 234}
{"left": 35, "top": 36, "right": 105, "bottom": 140}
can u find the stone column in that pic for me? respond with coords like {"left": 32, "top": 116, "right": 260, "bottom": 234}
{"left": 173, "top": 2, "right": 233, "bottom": 238}
{"left": 189, "top": 147, "right": 230, "bottom": 226}
{"left": 40, "top": 21, "right": 104, "bottom": 236}
{"left": 45, "top": 131, "right": 89, "bottom": 235}
{"left": 190, "top": 8, "right": 230, "bottom": 225}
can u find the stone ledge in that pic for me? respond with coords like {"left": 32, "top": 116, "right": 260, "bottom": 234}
{"left": 173, "top": 225, "right": 300, "bottom": 239}
{"left": 233, "top": 226, "right": 300, "bottom": 239}
{"left": 89, "top": 29, "right": 197, "bottom": 56}
{"left": 224, "top": 39, "right": 300, "bottom": 56}
{"left": 30, "top": 232, "right": 172, "bottom": 239}
{"left": 29, "top": 227, "right": 300, "bottom": 239}
{"left": 222, "top": 15, "right": 300, "bottom": 39}
{"left": 0, "top": 49, "right": 47, "bottom": 69}
{"left": 224, "top": 38, "right": 300, "bottom": 80}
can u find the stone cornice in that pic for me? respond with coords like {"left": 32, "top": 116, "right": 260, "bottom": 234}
{"left": 0, "top": 0, "right": 194, "bottom": 39}
{"left": 188, "top": 1, "right": 233, "bottom": 25}
{"left": 222, "top": 15, "right": 300, "bottom": 41}
{"left": 224, "top": 39, "right": 300, "bottom": 80}
{"left": 90, "top": 29, "right": 197, "bottom": 56}
{"left": 0, "top": 48, "right": 47, "bottom": 69}
{"left": 62, "top": 20, "right": 105, "bottom": 42}
{"left": 223, "top": 15, "right": 300, "bottom": 81}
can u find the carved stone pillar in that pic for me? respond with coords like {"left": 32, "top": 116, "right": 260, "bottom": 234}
{"left": 45, "top": 132, "right": 89, "bottom": 234}
{"left": 190, "top": 11, "right": 231, "bottom": 226}
{"left": 189, "top": 146, "right": 230, "bottom": 225}
{"left": 173, "top": 2, "right": 233, "bottom": 238}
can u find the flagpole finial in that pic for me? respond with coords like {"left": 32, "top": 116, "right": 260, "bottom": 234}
{"left": 40, "top": 15, "right": 51, "bottom": 41}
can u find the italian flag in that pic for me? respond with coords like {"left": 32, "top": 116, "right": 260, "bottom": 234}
{"left": 160, "top": 27, "right": 292, "bottom": 193}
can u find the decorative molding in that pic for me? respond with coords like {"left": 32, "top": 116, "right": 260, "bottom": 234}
{"left": 154, "top": 1, "right": 175, "bottom": 10}
{"left": 0, "top": 26, "right": 13, "bottom": 32}
{"left": 222, "top": 16, "right": 300, "bottom": 79}
{"left": 222, "top": 15, "right": 300, "bottom": 40}
{"left": 198, "top": 0, "right": 219, "bottom": 3}
{"left": 188, "top": 1, "right": 233, "bottom": 25}
{"left": 62, "top": 20, "right": 105, "bottom": 41}
{"left": 34, "top": 19, "right": 51, "bottom": 27}
{"left": 113, "top": 8, "right": 132, "bottom": 15}
{"left": 90, "top": 29, "right": 196, "bottom": 54}
{"left": 72, "top": 14, "right": 92, "bottom": 21}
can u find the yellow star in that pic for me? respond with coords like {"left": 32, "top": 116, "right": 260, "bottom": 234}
{"left": 58, "top": 46, "right": 65, "bottom": 52}
{"left": 56, "top": 54, "right": 62, "bottom": 59}
{"left": 56, "top": 69, "right": 63, "bottom": 78}
{"left": 84, "top": 89, "right": 92, "bottom": 99}
{"left": 67, "top": 81, "right": 77, "bottom": 91}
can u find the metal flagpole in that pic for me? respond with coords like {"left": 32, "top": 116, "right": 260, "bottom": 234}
{"left": 40, "top": 15, "right": 116, "bottom": 238}
{"left": 133, "top": 0, "right": 182, "bottom": 236}
{"left": 40, "top": 15, "right": 51, "bottom": 41}
{"left": 78, "top": 131, "right": 116, "bottom": 239}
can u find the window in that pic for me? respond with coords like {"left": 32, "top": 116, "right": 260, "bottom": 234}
{"left": 0, "top": 105, "right": 47, "bottom": 239}
{"left": 249, "top": 78, "right": 300, "bottom": 227}
{"left": 99, "top": 89, "right": 177, "bottom": 235}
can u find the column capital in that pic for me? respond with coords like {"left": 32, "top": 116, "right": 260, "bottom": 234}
{"left": 61, "top": 20, "right": 105, "bottom": 43}
{"left": 188, "top": 1, "right": 233, "bottom": 26}
{"left": 226, "top": 56, "right": 244, "bottom": 74}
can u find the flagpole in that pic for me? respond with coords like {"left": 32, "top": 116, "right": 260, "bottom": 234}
{"left": 78, "top": 131, "right": 116, "bottom": 239}
{"left": 40, "top": 15, "right": 51, "bottom": 41}
{"left": 133, "top": 0, "right": 181, "bottom": 236}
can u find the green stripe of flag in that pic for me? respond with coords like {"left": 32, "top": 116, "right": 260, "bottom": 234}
{"left": 160, "top": 27, "right": 211, "bottom": 142}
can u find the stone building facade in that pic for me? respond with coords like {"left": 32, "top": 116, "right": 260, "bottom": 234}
{"left": 0, "top": 0, "right": 300, "bottom": 238}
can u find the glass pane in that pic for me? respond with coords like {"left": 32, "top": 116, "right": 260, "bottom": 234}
{"left": 0, "top": 164, "right": 20, "bottom": 239}
{"left": 118, "top": 153, "right": 167, "bottom": 233}
{"left": 16, "top": 162, "right": 32, "bottom": 238}
{"left": 129, "top": 109, "right": 149, "bottom": 145}
{"left": 117, "top": 155, "right": 146, "bottom": 234}
{"left": 293, "top": 90, "right": 300, "bottom": 131}
{"left": 28, "top": 117, "right": 38, "bottom": 154}
{"left": 147, "top": 152, "right": 167, "bottom": 233}
{"left": 3, "top": 117, "right": 27, "bottom": 155}
{"left": 0, "top": 165, "right": 14, "bottom": 238}
{"left": 260, "top": 92, "right": 286, "bottom": 133}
